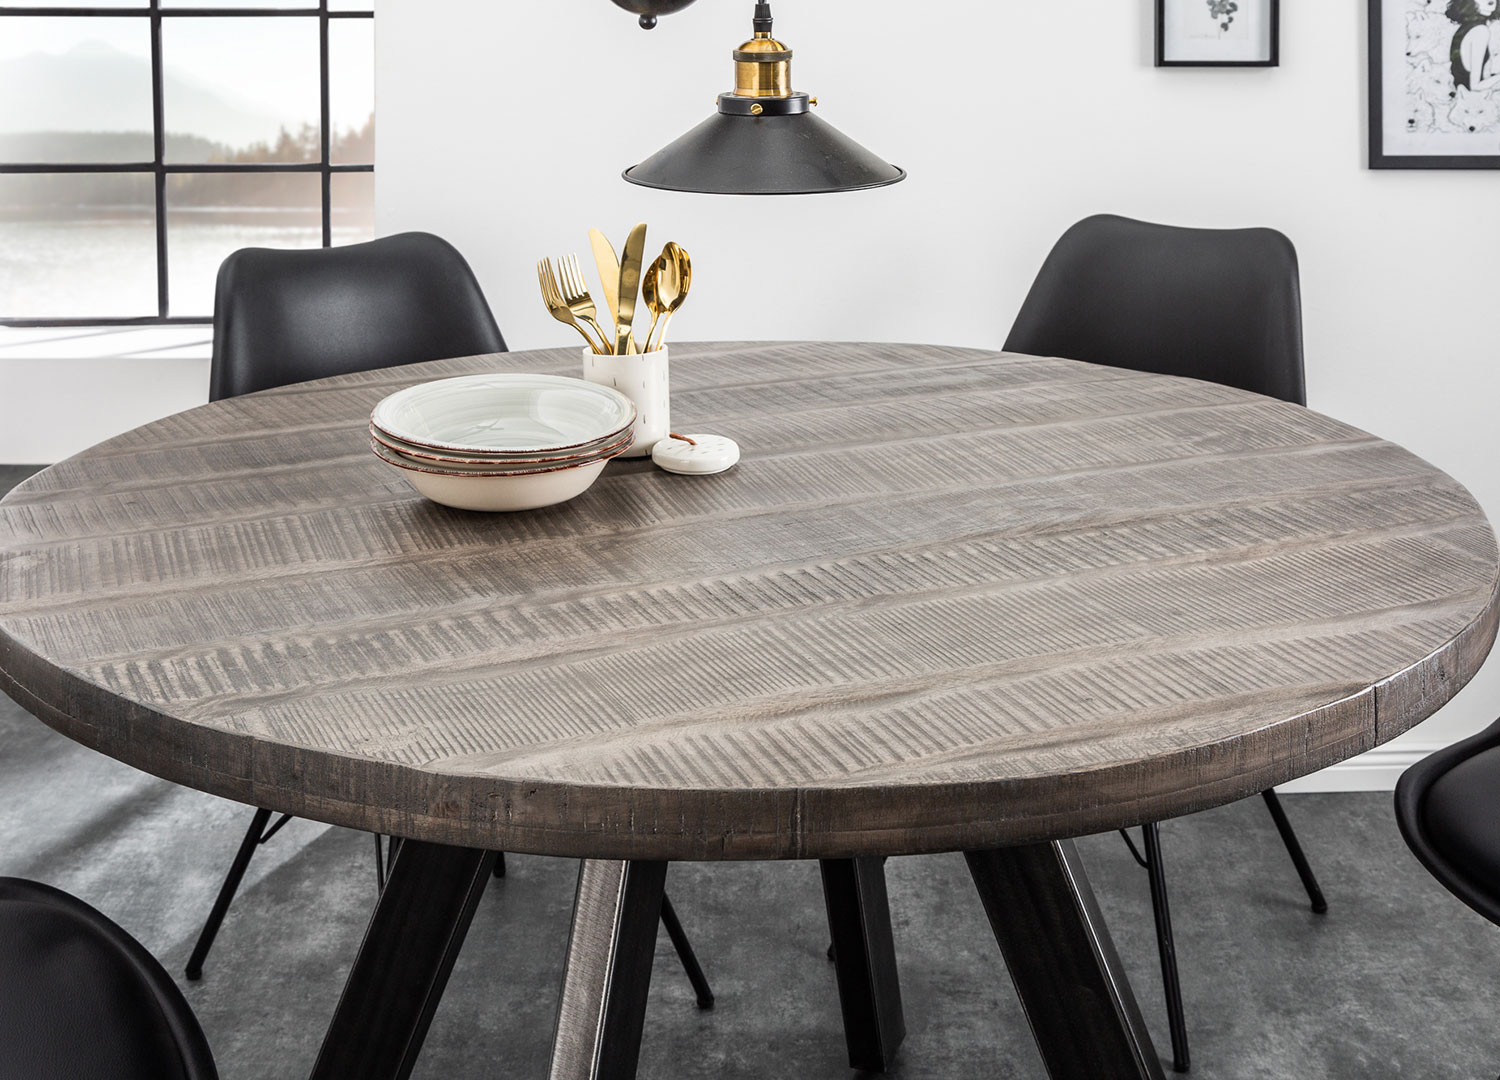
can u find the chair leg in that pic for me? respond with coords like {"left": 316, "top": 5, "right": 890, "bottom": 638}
{"left": 658, "top": 893, "right": 714, "bottom": 1009}
{"left": 493, "top": 851, "right": 507, "bottom": 879}
{"left": 186, "top": 807, "right": 288, "bottom": 980}
{"left": 1260, "top": 789, "right": 1328, "bottom": 914}
{"left": 1142, "top": 824, "right": 1190, "bottom": 1073}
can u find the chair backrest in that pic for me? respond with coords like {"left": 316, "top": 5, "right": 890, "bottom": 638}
{"left": 209, "top": 231, "right": 506, "bottom": 402}
{"left": 1004, "top": 214, "right": 1306, "bottom": 406}
{"left": 0, "top": 878, "right": 218, "bottom": 1080}
{"left": 1394, "top": 718, "right": 1500, "bottom": 927}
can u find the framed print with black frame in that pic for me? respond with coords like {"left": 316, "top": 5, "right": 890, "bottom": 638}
{"left": 1369, "top": 0, "right": 1500, "bottom": 169}
{"left": 1156, "top": 0, "right": 1280, "bottom": 67}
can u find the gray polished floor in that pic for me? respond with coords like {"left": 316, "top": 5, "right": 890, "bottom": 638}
{"left": 1, "top": 462, "right": 1496, "bottom": 1079}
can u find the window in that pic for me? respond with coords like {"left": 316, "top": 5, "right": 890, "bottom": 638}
{"left": 0, "top": 0, "right": 374, "bottom": 326}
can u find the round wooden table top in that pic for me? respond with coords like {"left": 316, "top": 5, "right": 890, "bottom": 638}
{"left": 1, "top": 342, "right": 1496, "bottom": 861}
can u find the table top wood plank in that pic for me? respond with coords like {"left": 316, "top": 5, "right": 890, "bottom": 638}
{"left": 1, "top": 342, "right": 1494, "bottom": 859}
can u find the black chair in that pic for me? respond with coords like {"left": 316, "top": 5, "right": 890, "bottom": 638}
{"left": 1396, "top": 717, "right": 1500, "bottom": 929}
{"left": 1005, "top": 214, "right": 1326, "bottom": 1073}
{"left": 0, "top": 877, "right": 218, "bottom": 1080}
{"left": 190, "top": 232, "right": 713, "bottom": 1010}
{"left": 208, "top": 230, "right": 507, "bottom": 401}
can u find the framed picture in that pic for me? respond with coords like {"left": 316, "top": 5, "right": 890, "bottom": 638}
{"left": 1156, "top": 0, "right": 1280, "bottom": 67}
{"left": 1369, "top": 0, "right": 1500, "bottom": 169}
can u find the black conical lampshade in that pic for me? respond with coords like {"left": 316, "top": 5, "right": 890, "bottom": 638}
{"left": 625, "top": 109, "right": 904, "bottom": 195}
{"left": 623, "top": 2, "right": 904, "bottom": 196}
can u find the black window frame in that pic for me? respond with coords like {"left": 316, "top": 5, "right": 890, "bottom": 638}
{"left": 0, "top": 0, "right": 375, "bottom": 328}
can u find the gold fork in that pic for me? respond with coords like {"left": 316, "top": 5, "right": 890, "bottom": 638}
{"left": 537, "top": 259, "right": 606, "bottom": 354}
{"left": 558, "top": 254, "right": 615, "bottom": 354}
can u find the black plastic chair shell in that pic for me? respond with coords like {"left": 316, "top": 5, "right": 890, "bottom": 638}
{"left": 1395, "top": 717, "right": 1500, "bottom": 927}
{"left": 1005, "top": 213, "right": 1306, "bottom": 407}
{"left": 0, "top": 877, "right": 218, "bottom": 1080}
{"left": 209, "top": 230, "right": 506, "bottom": 402}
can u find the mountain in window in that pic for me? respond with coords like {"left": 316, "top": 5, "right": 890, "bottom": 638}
{"left": 0, "top": 40, "right": 285, "bottom": 152}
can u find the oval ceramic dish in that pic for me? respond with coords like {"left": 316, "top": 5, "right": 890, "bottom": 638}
{"left": 371, "top": 374, "right": 635, "bottom": 455}
{"left": 370, "top": 437, "right": 626, "bottom": 512}
{"left": 369, "top": 423, "right": 633, "bottom": 466}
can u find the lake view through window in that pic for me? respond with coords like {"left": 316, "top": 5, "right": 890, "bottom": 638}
{"left": 0, "top": 1, "right": 375, "bottom": 324}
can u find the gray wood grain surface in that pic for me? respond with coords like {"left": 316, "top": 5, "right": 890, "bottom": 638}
{"left": 1, "top": 342, "right": 1495, "bottom": 860}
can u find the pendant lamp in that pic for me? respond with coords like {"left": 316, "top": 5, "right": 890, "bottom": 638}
{"left": 619, "top": 2, "right": 905, "bottom": 195}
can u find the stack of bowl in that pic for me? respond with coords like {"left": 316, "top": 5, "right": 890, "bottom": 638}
{"left": 369, "top": 373, "right": 637, "bottom": 512}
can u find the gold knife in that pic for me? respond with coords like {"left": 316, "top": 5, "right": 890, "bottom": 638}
{"left": 588, "top": 228, "right": 622, "bottom": 337}
{"left": 616, "top": 222, "right": 648, "bottom": 355}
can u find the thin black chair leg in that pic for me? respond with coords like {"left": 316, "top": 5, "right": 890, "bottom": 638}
{"left": 659, "top": 892, "right": 714, "bottom": 1010}
{"left": 1261, "top": 789, "right": 1328, "bottom": 914}
{"left": 310, "top": 840, "right": 495, "bottom": 1080}
{"left": 493, "top": 851, "right": 507, "bottom": 879}
{"left": 548, "top": 859, "right": 668, "bottom": 1080}
{"left": 185, "top": 807, "right": 273, "bottom": 981}
{"left": 1142, "top": 825, "right": 1190, "bottom": 1073}
{"left": 966, "top": 841, "right": 1165, "bottom": 1079}
{"left": 374, "top": 834, "right": 386, "bottom": 890}
{"left": 820, "top": 856, "right": 906, "bottom": 1072}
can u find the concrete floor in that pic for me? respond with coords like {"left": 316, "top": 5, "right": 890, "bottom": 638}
{"left": 2, "top": 462, "right": 1497, "bottom": 1079}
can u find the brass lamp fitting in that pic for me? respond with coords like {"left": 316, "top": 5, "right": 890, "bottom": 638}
{"left": 731, "top": 2, "right": 793, "bottom": 99}
{"left": 733, "top": 36, "right": 792, "bottom": 98}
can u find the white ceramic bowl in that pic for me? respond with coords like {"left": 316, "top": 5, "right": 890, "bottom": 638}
{"left": 371, "top": 373, "right": 635, "bottom": 455}
{"left": 370, "top": 438, "right": 624, "bottom": 512}
{"left": 369, "top": 423, "right": 632, "bottom": 466}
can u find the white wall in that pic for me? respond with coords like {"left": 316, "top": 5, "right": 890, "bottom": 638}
{"left": 374, "top": 0, "right": 1500, "bottom": 785}
{"left": 0, "top": 328, "right": 210, "bottom": 462}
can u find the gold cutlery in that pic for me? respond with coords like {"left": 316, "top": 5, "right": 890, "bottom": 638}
{"left": 616, "top": 222, "right": 648, "bottom": 355}
{"left": 642, "top": 254, "right": 665, "bottom": 355}
{"left": 538, "top": 259, "right": 605, "bottom": 354}
{"left": 539, "top": 226, "right": 690, "bottom": 355}
{"left": 589, "top": 227, "right": 622, "bottom": 334}
{"left": 557, "top": 254, "right": 614, "bottom": 354}
{"left": 645, "top": 241, "right": 691, "bottom": 353}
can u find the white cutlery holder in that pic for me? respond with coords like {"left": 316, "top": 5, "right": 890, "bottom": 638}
{"left": 583, "top": 345, "right": 670, "bottom": 457}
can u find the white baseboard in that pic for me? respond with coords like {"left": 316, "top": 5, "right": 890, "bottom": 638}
{"left": 1277, "top": 743, "right": 1444, "bottom": 794}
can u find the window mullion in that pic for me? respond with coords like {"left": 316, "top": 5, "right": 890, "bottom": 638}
{"left": 150, "top": 0, "right": 168, "bottom": 319}
{"left": 319, "top": 0, "right": 331, "bottom": 249}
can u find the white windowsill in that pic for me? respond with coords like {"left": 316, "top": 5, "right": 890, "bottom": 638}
{"left": 0, "top": 325, "right": 213, "bottom": 361}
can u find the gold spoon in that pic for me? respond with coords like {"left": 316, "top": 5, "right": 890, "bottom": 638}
{"left": 641, "top": 252, "right": 669, "bottom": 356}
{"left": 646, "top": 242, "right": 691, "bottom": 354}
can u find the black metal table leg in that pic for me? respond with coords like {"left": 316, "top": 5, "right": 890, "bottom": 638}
{"left": 966, "top": 840, "right": 1166, "bottom": 1080}
{"left": 308, "top": 840, "right": 496, "bottom": 1080}
{"left": 548, "top": 859, "right": 669, "bottom": 1080}
{"left": 820, "top": 856, "right": 906, "bottom": 1072}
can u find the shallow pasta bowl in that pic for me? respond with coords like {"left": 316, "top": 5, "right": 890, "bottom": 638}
{"left": 376, "top": 427, "right": 634, "bottom": 473}
{"left": 370, "top": 436, "right": 628, "bottom": 512}
{"left": 371, "top": 373, "right": 635, "bottom": 456}
{"left": 369, "top": 422, "right": 632, "bottom": 466}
